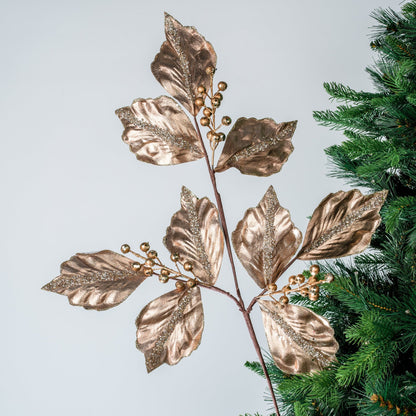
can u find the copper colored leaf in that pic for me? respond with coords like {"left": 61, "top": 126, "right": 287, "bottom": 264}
{"left": 259, "top": 300, "right": 338, "bottom": 374}
{"left": 215, "top": 117, "right": 297, "bottom": 176}
{"left": 164, "top": 186, "right": 224, "bottom": 285}
{"left": 136, "top": 287, "right": 204, "bottom": 373}
{"left": 151, "top": 13, "right": 217, "bottom": 115}
{"left": 232, "top": 186, "right": 302, "bottom": 288}
{"left": 297, "top": 189, "right": 388, "bottom": 260}
{"left": 115, "top": 96, "right": 204, "bottom": 165}
{"left": 42, "top": 250, "right": 145, "bottom": 311}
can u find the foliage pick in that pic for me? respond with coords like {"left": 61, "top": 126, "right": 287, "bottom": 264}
{"left": 42, "top": 13, "right": 387, "bottom": 416}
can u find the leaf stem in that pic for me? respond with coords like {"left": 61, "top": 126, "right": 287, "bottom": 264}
{"left": 193, "top": 116, "right": 281, "bottom": 416}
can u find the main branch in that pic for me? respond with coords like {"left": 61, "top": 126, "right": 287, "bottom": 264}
{"left": 193, "top": 116, "right": 281, "bottom": 416}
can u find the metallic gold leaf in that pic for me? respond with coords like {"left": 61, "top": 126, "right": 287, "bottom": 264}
{"left": 259, "top": 300, "right": 338, "bottom": 374}
{"left": 151, "top": 13, "right": 217, "bottom": 116}
{"left": 164, "top": 186, "right": 224, "bottom": 285}
{"left": 232, "top": 186, "right": 302, "bottom": 288}
{"left": 115, "top": 96, "right": 204, "bottom": 165}
{"left": 42, "top": 250, "right": 146, "bottom": 311}
{"left": 215, "top": 117, "right": 297, "bottom": 176}
{"left": 136, "top": 287, "right": 204, "bottom": 373}
{"left": 297, "top": 189, "right": 388, "bottom": 260}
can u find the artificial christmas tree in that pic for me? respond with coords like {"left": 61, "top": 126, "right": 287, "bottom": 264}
{"left": 247, "top": 2, "right": 416, "bottom": 415}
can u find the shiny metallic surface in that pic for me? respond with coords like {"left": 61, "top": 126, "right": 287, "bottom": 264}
{"left": 42, "top": 250, "right": 146, "bottom": 311}
{"left": 232, "top": 186, "right": 301, "bottom": 288}
{"left": 298, "top": 189, "right": 388, "bottom": 260}
{"left": 215, "top": 117, "right": 297, "bottom": 176}
{"left": 136, "top": 287, "right": 204, "bottom": 373}
{"left": 259, "top": 300, "right": 338, "bottom": 374}
{"left": 115, "top": 96, "right": 203, "bottom": 165}
{"left": 164, "top": 186, "right": 224, "bottom": 285}
{"left": 151, "top": 13, "right": 217, "bottom": 116}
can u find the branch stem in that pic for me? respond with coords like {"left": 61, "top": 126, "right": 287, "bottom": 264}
{"left": 193, "top": 116, "right": 281, "bottom": 416}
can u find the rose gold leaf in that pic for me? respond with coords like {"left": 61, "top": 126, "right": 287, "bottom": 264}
{"left": 151, "top": 13, "right": 217, "bottom": 116}
{"left": 259, "top": 300, "right": 338, "bottom": 374}
{"left": 164, "top": 186, "right": 224, "bottom": 285}
{"left": 136, "top": 287, "right": 204, "bottom": 373}
{"left": 42, "top": 250, "right": 146, "bottom": 311}
{"left": 215, "top": 117, "right": 297, "bottom": 176}
{"left": 115, "top": 96, "right": 204, "bottom": 166}
{"left": 297, "top": 189, "right": 388, "bottom": 260}
{"left": 232, "top": 186, "right": 302, "bottom": 288}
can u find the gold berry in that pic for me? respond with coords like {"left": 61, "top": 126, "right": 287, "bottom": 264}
{"left": 309, "top": 285, "right": 320, "bottom": 295}
{"left": 268, "top": 283, "right": 277, "bottom": 292}
{"left": 175, "top": 281, "right": 185, "bottom": 291}
{"left": 183, "top": 262, "right": 193, "bottom": 272}
{"left": 218, "top": 81, "right": 227, "bottom": 91}
{"left": 145, "top": 258, "right": 155, "bottom": 267}
{"left": 171, "top": 253, "right": 180, "bottom": 262}
{"left": 205, "top": 66, "right": 215, "bottom": 75}
{"left": 309, "top": 293, "right": 319, "bottom": 301}
{"left": 288, "top": 275, "right": 296, "bottom": 285}
{"left": 207, "top": 130, "right": 214, "bottom": 140}
{"left": 144, "top": 267, "right": 153, "bottom": 277}
{"left": 325, "top": 273, "right": 334, "bottom": 283}
{"left": 187, "top": 278, "right": 196, "bottom": 288}
{"left": 121, "top": 244, "right": 130, "bottom": 254}
{"left": 203, "top": 107, "right": 212, "bottom": 117}
{"left": 295, "top": 274, "right": 305, "bottom": 284}
{"left": 147, "top": 250, "right": 158, "bottom": 259}
{"left": 280, "top": 295, "right": 289, "bottom": 305}
{"left": 159, "top": 275, "right": 169, "bottom": 284}
{"left": 195, "top": 97, "right": 205, "bottom": 107}
{"left": 310, "top": 264, "right": 320, "bottom": 275}
{"left": 222, "top": 116, "right": 231, "bottom": 126}
{"left": 140, "top": 242, "right": 150, "bottom": 252}
{"left": 200, "top": 117, "right": 210, "bottom": 126}
{"left": 214, "top": 92, "right": 223, "bottom": 101}
{"left": 132, "top": 262, "right": 141, "bottom": 272}
{"left": 300, "top": 288, "right": 309, "bottom": 297}
{"left": 211, "top": 97, "right": 221, "bottom": 107}
{"left": 197, "top": 85, "right": 206, "bottom": 94}
{"left": 216, "top": 132, "right": 225, "bottom": 142}
{"left": 161, "top": 269, "right": 170, "bottom": 277}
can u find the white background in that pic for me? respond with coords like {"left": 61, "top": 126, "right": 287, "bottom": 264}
{"left": 1, "top": 0, "right": 401, "bottom": 415}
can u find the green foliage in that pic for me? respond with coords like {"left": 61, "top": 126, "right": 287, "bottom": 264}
{"left": 247, "top": 2, "right": 416, "bottom": 415}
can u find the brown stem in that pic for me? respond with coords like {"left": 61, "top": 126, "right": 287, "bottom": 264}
{"left": 243, "top": 312, "right": 281, "bottom": 416}
{"left": 193, "top": 116, "right": 281, "bottom": 416}
{"left": 198, "top": 282, "right": 243, "bottom": 310}
{"left": 193, "top": 117, "right": 245, "bottom": 308}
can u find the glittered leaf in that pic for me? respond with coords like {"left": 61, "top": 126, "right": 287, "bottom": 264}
{"left": 115, "top": 96, "right": 204, "bottom": 165}
{"left": 259, "top": 300, "right": 338, "bottom": 374}
{"left": 151, "top": 13, "right": 217, "bottom": 116}
{"left": 42, "top": 250, "right": 146, "bottom": 311}
{"left": 297, "top": 189, "right": 388, "bottom": 260}
{"left": 215, "top": 117, "right": 297, "bottom": 176}
{"left": 164, "top": 186, "right": 224, "bottom": 285}
{"left": 136, "top": 287, "right": 204, "bottom": 373}
{"left": 232, "top": 186, "right": 302, "bottom": 288}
